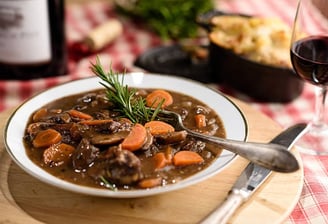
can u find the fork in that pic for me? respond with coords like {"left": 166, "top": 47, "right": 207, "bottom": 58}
{"left": 155, "top": 109, "right": 299, "bottom": 173}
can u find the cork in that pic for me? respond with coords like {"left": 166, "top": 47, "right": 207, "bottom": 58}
{"left": 84, "top": 19, "right": 123, "bottom": 52}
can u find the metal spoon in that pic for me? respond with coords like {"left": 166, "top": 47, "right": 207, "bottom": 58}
{"left": 155, "top": 109, "right": 299, "bottom": 173}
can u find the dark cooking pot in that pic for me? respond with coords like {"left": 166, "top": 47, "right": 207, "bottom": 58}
{"left": 197, "top": 10, "right": 304, "bottom": 102}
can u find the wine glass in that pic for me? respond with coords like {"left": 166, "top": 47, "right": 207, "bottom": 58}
{"left": 290, "top": 0, "right": 328, "bottom": 155}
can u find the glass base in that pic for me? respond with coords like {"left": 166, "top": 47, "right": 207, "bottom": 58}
{"left": 295, "top": 123, "right": 328, "bottom": 155}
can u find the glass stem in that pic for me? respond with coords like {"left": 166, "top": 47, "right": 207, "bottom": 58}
{"left": 313, "top": 85, "right": 327, "bottom": 128}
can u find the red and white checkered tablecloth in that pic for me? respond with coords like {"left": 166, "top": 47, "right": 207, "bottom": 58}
{"left": 1, "top": 0, "right": 328, "bottom": 223}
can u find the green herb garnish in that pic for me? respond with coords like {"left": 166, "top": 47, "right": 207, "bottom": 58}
{"left": 90, "top": 57, "right": 162, "bottom": 124}
{"left": 116, "top": 0, "right": 214, "bottom": 40}
{"left": 99, "top": 176, "right": 117, "bottom": 191}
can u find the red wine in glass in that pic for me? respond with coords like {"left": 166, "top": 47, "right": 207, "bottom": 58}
{"left": 290, "top": 0, "right": 328, "bottom": 155}
{"left": 291, "top": 35, "right": 328, "bottom": 86}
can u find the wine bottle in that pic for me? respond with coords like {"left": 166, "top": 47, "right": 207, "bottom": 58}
{"left": 0, "top": 0, "right": 67, "bottom": 80}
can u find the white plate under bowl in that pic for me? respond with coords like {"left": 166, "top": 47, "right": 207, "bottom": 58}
{"left": 4, "top": 74, "right": 248, "bottom": 198}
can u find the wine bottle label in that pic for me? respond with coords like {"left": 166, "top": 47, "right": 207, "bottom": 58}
{"left": 0, "top": 0, "right": 51, "bottom": 64}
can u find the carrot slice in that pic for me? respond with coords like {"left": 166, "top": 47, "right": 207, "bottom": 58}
{"left": 144, "top": 120, "right": 175, "bottom": 135}
{"left": 145, "top": 89, "right": 173, "bottom": 108}
{"left": 32, "top": 129, "right": 62, "bottom": 148}
{"left": 68, "top": 109, "right": 93, "bottom": 120}
{"left": 43, "top": 143, "right": 75, "bottom": 166}
{"left": 138, "top": 177, "right": 162, "bottom": 189}
{"left": 173, "top": 151, "right": 204, "bottom": 166}
{"left": 32, "top": 108, "right": 48, "bottom": 122}
{"left": 153, "top": 148, "right": 173, "bottom": 169}
{"left": 195, "top": 114, "right": 206, "bottom": 128}
{"left": 154, "top": 152, "right": 168, "bottom": 169}
{"left": 121, "top": 123, "right": 147, "bottom": 151}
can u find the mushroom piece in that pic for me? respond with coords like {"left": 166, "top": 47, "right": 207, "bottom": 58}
{"left": 91, "top": 131, "right": 130, "bottom": 145}
{"left": 155, "top": 130, "right": 188, "bottom": 145}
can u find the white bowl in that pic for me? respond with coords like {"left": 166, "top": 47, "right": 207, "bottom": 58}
{"left": 4, "top": 74, "right": 248, "bottom": 198}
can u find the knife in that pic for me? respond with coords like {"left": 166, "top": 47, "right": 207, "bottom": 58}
{"left": 200, "top": 123, "right": 306, "bottom": 224}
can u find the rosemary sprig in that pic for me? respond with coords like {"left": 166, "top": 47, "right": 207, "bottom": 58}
{"left": 90, "top": 57, "right": 162, "bottom": 124}
{"left": 99, "top": 176, "right": 117, "bottom": 191}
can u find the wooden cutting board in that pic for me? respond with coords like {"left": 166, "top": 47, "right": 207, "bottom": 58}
{"left": 0, "top": 97, "right": 303, "bottom": 224}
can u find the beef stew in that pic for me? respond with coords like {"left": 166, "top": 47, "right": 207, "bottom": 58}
{"left": 23, "top": 88, "right": 226, "bottom": 190}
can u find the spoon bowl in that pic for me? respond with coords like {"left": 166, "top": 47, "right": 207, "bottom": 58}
{"left": 156, "top": 109, "right": 300, "bottom": 173}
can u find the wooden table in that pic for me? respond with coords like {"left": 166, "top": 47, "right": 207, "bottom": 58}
{"left": 0, "top": 97, "right": 303, "bottom": 224}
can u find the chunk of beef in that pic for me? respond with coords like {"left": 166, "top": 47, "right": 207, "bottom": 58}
{"left": 48, "top": 112, "right": 72, "bottom": 124}
{"left": 181, "top": 139, "right": 206, "bottom": 153}
{"left": 143, "top": 144, "right": 160, "bottom": 158}
{"left": 72, "top": 138, "right": 99, "bottom": 170}
{"left": 90, "top": 120, "right": 132, "bottom": 134}
{"left": 69, "top": 123, "right": 88, "bottom": 143}
{"left": 93, "top": 147, "right": 142, "bottom": 185}
{"left": 93, "top": 110, "right": 111, "bottom": 120}
{"left": 26, "top": 122, "right": 53, "bottom": 138}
